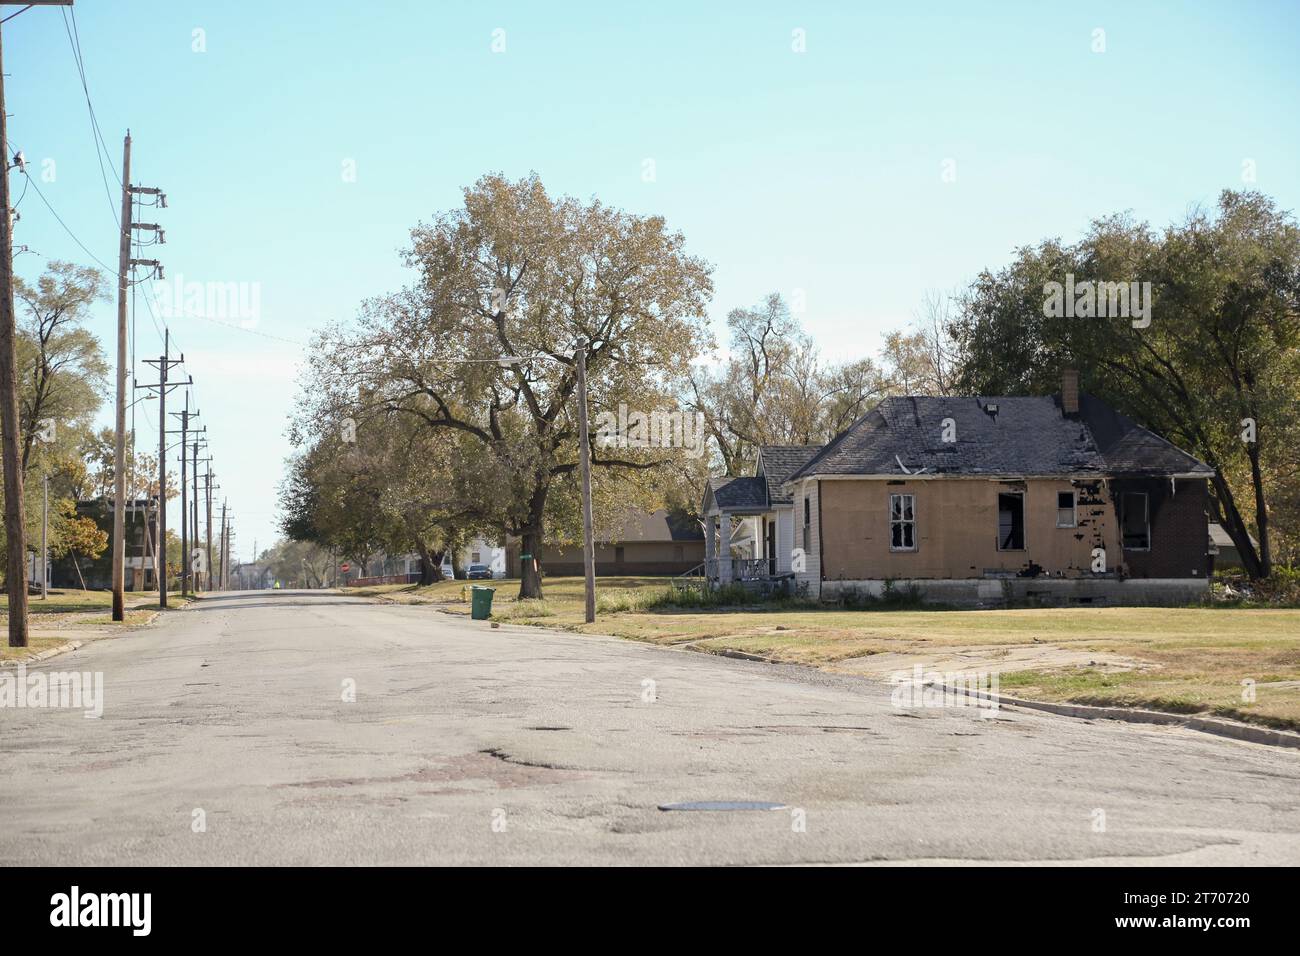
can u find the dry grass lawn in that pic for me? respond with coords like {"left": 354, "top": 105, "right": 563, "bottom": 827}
{"left": 0, "top": 590, "right": 186, "bottom": 661}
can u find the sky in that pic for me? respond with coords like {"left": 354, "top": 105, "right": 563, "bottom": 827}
{"left": 7, "top": 0, "right": 1300, "bottom": 559}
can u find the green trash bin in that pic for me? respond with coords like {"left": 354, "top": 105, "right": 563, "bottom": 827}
{"left": 470, "top": 585, "right": 496, "bottom": 620}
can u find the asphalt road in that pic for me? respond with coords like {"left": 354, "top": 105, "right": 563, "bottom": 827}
{"left": 2, "top": 589, "right": 1298, "bottom": 865}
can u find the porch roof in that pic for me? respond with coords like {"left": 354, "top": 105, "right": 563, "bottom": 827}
{"left": 705, "top": 476, "right": 768, "bottom": 514}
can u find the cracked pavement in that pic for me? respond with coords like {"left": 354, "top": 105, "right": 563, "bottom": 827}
{"left": 2, "top": 589, "right": 1298, "bottom": 865}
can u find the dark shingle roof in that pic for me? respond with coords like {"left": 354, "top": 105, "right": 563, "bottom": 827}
{"left": 1077, "top": 394, "right": 1214, "bottom": 477}
{"left": 785, "top": 394, "right": 1212, "bottom": 483}
{"left": 708, "top": 476, "right": 768, "bottom": 511}
{"left": 758, "top": 445, "right": 822, "bottom": 504}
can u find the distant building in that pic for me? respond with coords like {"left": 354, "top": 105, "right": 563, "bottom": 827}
{"left": 1208, "top": 522, "right": 1256, "bottom": 571}
{"left": 46, "top": 498, "right": 159, "bottom": 591}
{"left": 542, "top": 508, "right": 705, "bottom": 576}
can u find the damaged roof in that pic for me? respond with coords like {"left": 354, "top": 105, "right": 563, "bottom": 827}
{"left": 784, "top": 394, "right": 1213, "bottom": 483}
{"left": 1076, "top": 394, "right": 1214, "bottom": 477}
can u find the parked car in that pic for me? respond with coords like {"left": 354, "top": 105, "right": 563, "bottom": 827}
{"left": 466, "top": 564, "right": 493, "bottom": 580}
{"left": 439, "top": 561, "right": 454, "bottom": 579}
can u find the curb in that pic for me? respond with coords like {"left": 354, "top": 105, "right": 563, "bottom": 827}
{"left": 710, "top": 648, "right": 772, "bottom": 663}
{"left": 931, "top": 680, "right": 1300, "bottom": 751}
{"left": 0, "top": 640, "right": 83, "bottom": 669}
{"left": 685, "top": 645, "right": 1300, "bottom": 752}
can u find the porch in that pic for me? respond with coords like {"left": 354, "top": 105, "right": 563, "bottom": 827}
{"left": 691, "top": 474, "right": 796, "bottom": 592}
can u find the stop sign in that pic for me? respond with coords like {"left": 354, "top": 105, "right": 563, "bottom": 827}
{"left": 340, "top": 563, "right": 351, "bottom": 573}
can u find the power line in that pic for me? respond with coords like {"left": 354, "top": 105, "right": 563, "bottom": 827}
{"left": 1, "top": 5, "right": 34, "bottom": 25}
{"left": 61, "top": 6, "right": 120, "bottom": 226}
{"left": 17, "top": 166, "right": 117, "bottom": 274}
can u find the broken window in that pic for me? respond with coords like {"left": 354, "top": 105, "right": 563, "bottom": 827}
{"left": 890, "top": 494, "right": 916, "bottom": 551}
{"left": 1122, "top": 492, "right": 1150, "bottom": 550}
{"left": 998, "top": 492, "right": 1025, "bottom": 550}
{"left": 1056, "top": 491, "right": 1076, "bottom": 528}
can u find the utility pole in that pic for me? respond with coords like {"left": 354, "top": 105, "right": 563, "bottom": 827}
{"left": 192, "top": 443, "right": 209, "bottom": 591}
{"left": 138, "top": 332, "right": 186, "bottom": 607}
{"left": 0, "top": 5, "right": 76, "bottom": 644}
{"left": 218, "top": 500, "right": 227, "bottom": 590}
{"left": 110, "top": 132, "right": 131, "bottom": 621}
{"left": 204, "top": 469, "right": 217, "bottom": 593}
{"left": 575, "top": 341, "right": 596, "bottom": 624}
{"left": 171, "top": 394, "right": 193, "bottom": 596}
{"left": 41, "top": 473, "right": 48, "bottom": 600}
{"left": 110, "top": 134, "right": 165, "bottom": 621}
{"left": 168, "top": 400, "right": 203, "bottom": 596}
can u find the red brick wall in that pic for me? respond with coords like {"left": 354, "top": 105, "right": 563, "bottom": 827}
{"left": 1113, "top": 478, "right": 1209, "bottom": 579}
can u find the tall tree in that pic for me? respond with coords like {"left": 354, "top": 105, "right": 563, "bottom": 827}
{"left": 15, "top": 261, "right": 109, "bottom": 473}
{"left": 948, "top": 191, "right": 1300, "bottom": 578}
{"left": 296, "top": 173, "right": 713, "bottom": 598}
{"left": 688, "top": 293, "right": 890, "bottom": 476}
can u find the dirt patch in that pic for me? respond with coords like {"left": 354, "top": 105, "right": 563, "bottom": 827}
{"left": 828, "top": 642, "right": 1146, "bottom": 679}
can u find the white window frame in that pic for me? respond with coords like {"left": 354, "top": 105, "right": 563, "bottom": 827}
{"left": 889, "top": 493, "right": 917, "bottom": 552}
{"left": 1056, "top": 490, "right": 1077, "bottom": 528}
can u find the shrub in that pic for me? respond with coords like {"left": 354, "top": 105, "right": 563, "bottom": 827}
{"left": 829, "top": 580, "right": 926, "bottom": 609}
{"left": 1209, "top": 566, "right": 1300, "bottom": 608}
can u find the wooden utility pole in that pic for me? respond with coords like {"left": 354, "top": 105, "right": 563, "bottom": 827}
{"left": 176, "top": 394, "right": 190, "bottom": 596}
{"left": 218, "top": 501, "right": 227, "bottom": 590}
{"left": 112, "top": 136, "right": 164, "bottom": 618}
{"left": 575, "top": 342, "right": 596, "bottom": 624}
{"left": 1, "top": 0, "right": 75, "bottom": 650}
{"left": 40, "top": 473, "right": 48, "bottom": 600}
{"left": 139, "top": 333, "right": 186, "bottom": 607}
{"left": 111, "top": 133, "right": 132, "bottom": 621}
{"left": 191, "top": 441, "right": 207, "bottom": 590}
{"left": 204, "top": 469, "right": 216, "bottom": 593}
{"left": 0, "top": 15, "right": 29, "bottom": 645}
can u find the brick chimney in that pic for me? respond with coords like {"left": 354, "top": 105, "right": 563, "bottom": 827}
{"left": 1061, "top": 368, "right": 1080, "bottom": 415}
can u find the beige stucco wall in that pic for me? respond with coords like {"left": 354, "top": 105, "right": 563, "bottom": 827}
{"left": 818, "top": 477, "right": 1122, "bottom": 580}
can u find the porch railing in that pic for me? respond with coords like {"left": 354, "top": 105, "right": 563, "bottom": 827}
{"left": 671, "top": 562, "right": 707, "bottom": 593}
{"left": 699, "top": 557, "right": 779, "bottom": 582}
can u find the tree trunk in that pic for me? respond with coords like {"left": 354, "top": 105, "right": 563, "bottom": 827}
{"left": 410, "top": 530, "right": 438, "bottom": 586}
{"left": 1211, "top": 471, "right": 1264, "bottom": 579}
{"left": 417, "top": 545, "right": 437, "bottom": 585}
{"left": 519, "top": 528, "right": 543, "bottom": 599}
{"left": 1245, "top": 442, "right": 1272, "bottom": 578}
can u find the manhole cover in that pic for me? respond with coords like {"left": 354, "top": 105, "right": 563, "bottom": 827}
{"left": 658, "top": 801, "right": 788, "bottom": 812}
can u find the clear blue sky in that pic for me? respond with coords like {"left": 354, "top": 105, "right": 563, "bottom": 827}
{"left": 8, "top": 0, "right": 1300, "bottom": 557}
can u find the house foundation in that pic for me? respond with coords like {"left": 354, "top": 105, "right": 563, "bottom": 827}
{"left": 817, "top": 577, "right": 1208, "bottom": 608}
